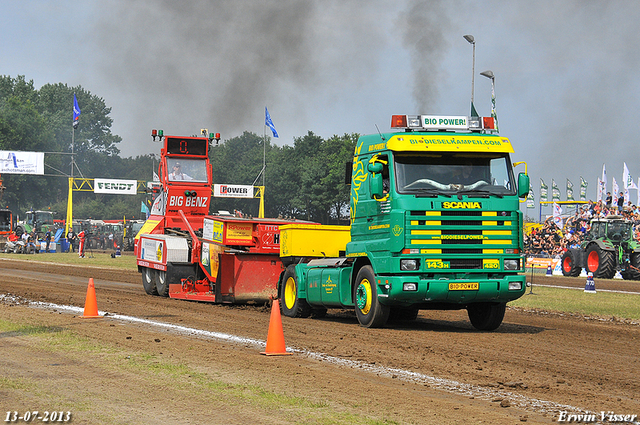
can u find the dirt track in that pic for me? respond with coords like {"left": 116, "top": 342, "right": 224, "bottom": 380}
{"left": 1, "top": 257, "right": 639, "bottom": 424}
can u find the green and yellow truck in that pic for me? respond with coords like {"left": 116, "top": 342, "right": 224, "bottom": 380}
{"left": 278, "top": 114, "right": 530, "bottom": 330}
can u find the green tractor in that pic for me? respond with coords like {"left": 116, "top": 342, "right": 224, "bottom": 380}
{"left": 15, "top": 210, "right": 58, "bottom": 240}
{"left": 561, "top": 215, "right": 640, "bottom": 280}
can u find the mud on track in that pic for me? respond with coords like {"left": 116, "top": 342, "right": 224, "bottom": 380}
{"left": 1, "top": 257, "right": 639, "bottom": 424}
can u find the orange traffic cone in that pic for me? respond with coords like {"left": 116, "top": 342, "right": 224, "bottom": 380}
{"left": 260, "top": 299, "right": 292, "bottom": 356}
{"left": 81, "top": 278, "right": 101, "bottom": 318}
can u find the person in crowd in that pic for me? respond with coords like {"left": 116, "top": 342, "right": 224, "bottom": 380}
{"left": 617, "top": 192, "right": 625, "bottom": 213}
{"left": 67, "top": 228, "right": 76, "bottom": 253}
{"left": 78, "top": 230, "right": 86, "bottom": 258}
{"left": 44, "top": 229, "right": 52, "bottom": 253}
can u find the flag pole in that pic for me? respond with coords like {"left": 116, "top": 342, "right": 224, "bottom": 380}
{"left": 65, "top": 120, "right": 75, "bottom": 239}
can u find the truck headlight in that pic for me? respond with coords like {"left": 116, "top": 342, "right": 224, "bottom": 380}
{"left": 504, "top": 259, "right": 519, "bottom": 270}
{"left": 400, "top": 259, "right": 419, "bottom": 271}
{"left": 508, "top": 281, "right": 522, "bottom": 291}
{"left": 403, "top": 282, "right": 418, "bottom": 291}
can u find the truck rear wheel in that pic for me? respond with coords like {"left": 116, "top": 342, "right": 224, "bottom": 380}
{"left": 586, "top": 245, "right": 615, "bottom": 279}
{"left": 280, "top": 266, "right": 311, "bottom": 318}
{"left": 561, "top": 250, "right": 581, "bottom": 277}
{"left": 156, "top": 270, "right": 169, "bottom": 297}
{"left": 354, "top": 266, "right": 389, "bottom": 328}
{"left": 142, "top": 268, "right": 159, "bottom": 295}
{"left": 467, "top": 302, "right": 506, "bottom": 331}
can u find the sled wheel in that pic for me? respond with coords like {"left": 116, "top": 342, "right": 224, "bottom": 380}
{"left": 354, "top": 266, "right": 389, "bottom": 328}
{"left": 142, "top": 267, "right": 158, "bottom": 295}
{"left": 467, "top": 302, "right": 506, "bottom": 331}
{"left": 156, "top": 270, "right": 169, "bottom": 297}
{"left": 280, "top": 265, "right": 311, "bottom": 318}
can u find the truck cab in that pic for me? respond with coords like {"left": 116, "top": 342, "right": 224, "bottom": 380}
{"left": 281, "top": 114, "right": 530, "bottom": 330}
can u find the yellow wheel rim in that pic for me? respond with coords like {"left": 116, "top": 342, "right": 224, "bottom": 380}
{"left": 284, "top": 276, "right": 297, "bottom": 310}
{"left": 356, "top": 279, "right": 372, "bottom": 315}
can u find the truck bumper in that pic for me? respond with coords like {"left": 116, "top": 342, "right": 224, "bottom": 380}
{"left": 377, "top": 274, "right": 526, "bottom": 307}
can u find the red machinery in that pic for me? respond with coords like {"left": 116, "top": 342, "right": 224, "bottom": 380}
{"left": 135, "top": 130, "right": 302, "bottom": 303}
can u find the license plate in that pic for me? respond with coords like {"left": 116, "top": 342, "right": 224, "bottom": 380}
{"left": 448, "top": 282, "right": 479, "bottom": 291}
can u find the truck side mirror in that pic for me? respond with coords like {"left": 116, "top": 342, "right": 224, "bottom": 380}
{"left": 517, "top": 173, "right": 530, "bottom": 199}
{"left": 368, "top": 162, "right": 384, "bottom": 199}
{"left": 345, "top": 161, "right": 353, "bottom": 184}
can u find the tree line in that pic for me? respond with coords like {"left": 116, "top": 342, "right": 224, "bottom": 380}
{"left": 0, "top": 75, "right": 357, "bottom": 225}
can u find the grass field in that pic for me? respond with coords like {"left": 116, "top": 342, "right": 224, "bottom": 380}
{"left": 0, "top": 251, "right": 138, "bottom": 271}
{"left": 511, "top": 285, "right": 640, "bottom": 321}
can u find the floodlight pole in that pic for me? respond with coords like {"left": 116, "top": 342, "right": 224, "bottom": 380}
{"left": 480, "top": 70, "right": 499, "bottom": 132}
{"left": 463, "top": 34, "right": 476, "bottom": 115}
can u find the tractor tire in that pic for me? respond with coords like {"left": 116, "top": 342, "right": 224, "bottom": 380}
{"left": 142, "top": 267, "right": 159, "bottom": 295}
{"left": 467, "top": 302, "right": 506, "bottom": 331}
{"left": 560, "top": 250, "right": 582, "bottom": 277}
{"left": 586, "top": 244, "right": 616, "bottom": 279}
{"left": 354, "top": 266, "right": 389, "bottom": 328}
{"left": 156, "top": 270, "right": 169, "bottom": 297}
{"left": 623, "top": 253, "right": 640, "bottom": 281}
{"left": 280, "top": 265, "right": 311, "bottom": 318}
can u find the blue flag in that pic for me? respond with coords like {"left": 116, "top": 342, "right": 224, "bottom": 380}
{"left": 141, "top": 201, "right": 150, "bottom": 215}
{"left": 265, "top": 107, "right": 278, "bottom": 138}
{"left": 73, "top": 94, "right": 81, "bottom": 128}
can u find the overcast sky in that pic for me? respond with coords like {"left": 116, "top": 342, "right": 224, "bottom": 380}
{"left": 2, "top": 0, "right": 640, "bottom": 208}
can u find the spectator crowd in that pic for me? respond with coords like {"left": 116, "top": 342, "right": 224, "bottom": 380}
{"left": 524, "top": 196, "right": 640, "bottom": 257}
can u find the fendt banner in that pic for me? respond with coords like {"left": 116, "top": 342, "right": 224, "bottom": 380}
{"left": 213, "top": 184, "right": 254, "bottom": 198}
{"left": 0, "top": 151, "right": 44, "bottom": 175}
{"left": 94, "top": 178, "right": 138, "bottom": 195}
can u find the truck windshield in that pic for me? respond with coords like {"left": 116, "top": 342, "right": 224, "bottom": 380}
{"left": 394, "top": 153, "right": 516, "bottom": 196}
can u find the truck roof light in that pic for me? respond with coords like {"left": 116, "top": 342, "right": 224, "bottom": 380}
{"left": 483, "top": 117, "right": 495, "bottom": 130}
{"left": 391, "top": 114, "right": 496, "bottom": 132}
{"left": 391, "top": 115, "right": 407, "bottom": 128}
{"left": 468, "top": 116, "right": 482, "bottom": 130}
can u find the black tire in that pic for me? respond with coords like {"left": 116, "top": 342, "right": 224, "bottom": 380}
{"left": 142, "top": 267, "right": 158, "bottom": 295}
{"left": 586, "top": 244, "right": 616, "bottom": 279}
{"left": 354, "top": 266, "right": 389, "bottom": 328}
{"left": 156, "top": 270, "right": 169, "bottom": 297}
{"left": 467, "top": 302, "right": 506, "bottom": 331}
{"left": 560, "top": 250, "right": 581, "bottom": 277}
{"left": 388, "top": 307, "right": 420, "bottom": 322}
{"left": 280, "top": 265, "right": 311, "bottom": 318}
{"left": 622, "top": 252, "right": 640, "bottom": 280}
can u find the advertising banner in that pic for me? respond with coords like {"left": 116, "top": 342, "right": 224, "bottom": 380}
{"left": 0, "top": 151, "right": 44, "bottom": 175}
{"left": 94, "top": 178, "right": 138, "bottom": 195}
{"left": 213, "top": 184, "right": 254, "bottom": 198}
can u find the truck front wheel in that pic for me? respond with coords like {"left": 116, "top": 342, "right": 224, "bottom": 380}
{"left": 280, "top": 266, "right": 311, "bottom": 318}
{"left": 467, "top": 302, "right": 506, "bottom": 331}
{"left": 354, "top": 266, "right": 389, "bottom": 328}
{"left": 142, "top": 268, "right": 159, "bottom": 296}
